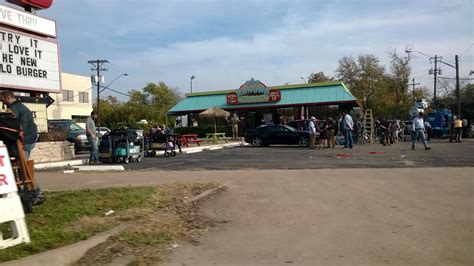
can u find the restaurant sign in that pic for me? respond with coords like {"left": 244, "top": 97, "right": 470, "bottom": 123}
{"left": 227, "top": 78, "right": 281, "bottom": 105}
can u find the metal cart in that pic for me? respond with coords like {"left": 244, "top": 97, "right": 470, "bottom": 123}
{"left": 145, "top": 133, "right": 181, "bottom": 157}
{"left": 99, "top": 129, "right": 144, "bottom": 164}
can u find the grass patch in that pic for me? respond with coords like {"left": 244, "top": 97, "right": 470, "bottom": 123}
{"left": 0, "top": 186, "right": 156, "bottom": 262}
{"left": 0, "top": 182, "right": 220, "bottom": 264}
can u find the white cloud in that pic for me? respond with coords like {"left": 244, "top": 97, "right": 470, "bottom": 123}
{"left": 43, "top": 1, "right": 471, "bottom": 99}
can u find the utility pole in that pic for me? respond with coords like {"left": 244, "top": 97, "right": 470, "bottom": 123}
{"left": 88, "top": 59, "right": 109, "bottom": 129}
{"left": 455, "top": 55, "right": 460, "bottom": 117}
{"left": 433, "top": 55, "right": 438, "bottom": 105}
{"left": 408, "top": 78, "right": 420, "bottom": 102}
{"left": 429, "top": 55, "right": 444, "bottom": 109}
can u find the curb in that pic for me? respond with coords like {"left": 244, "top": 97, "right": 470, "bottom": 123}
{"left": 34, "top": 159, "right": 87, "bottom": 170}
{"left": 33, "top": 142, "right": 246, "bottom": 170}
{"left": 74, "top": 165, "right": 125, "bottom": 171}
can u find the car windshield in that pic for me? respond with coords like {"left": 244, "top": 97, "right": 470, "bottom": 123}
{"left": 68, "top": 122, "right": 84, "bottom": 131}
{"left": 283, "top": 125, "right": 297, "bottom": 132}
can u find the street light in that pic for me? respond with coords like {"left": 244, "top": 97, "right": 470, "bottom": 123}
{"left": 190, "top": 75, "right": 196, "bottom": 93}
{"left": 100, "top": 73, "right": 129, "bottom": 93}
{"left": 300, "top": 76, "right": 307, "bottom": 84}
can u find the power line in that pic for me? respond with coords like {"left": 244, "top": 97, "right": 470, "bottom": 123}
{"left": 460, "top": 43, "right": 474, "bottom": 57}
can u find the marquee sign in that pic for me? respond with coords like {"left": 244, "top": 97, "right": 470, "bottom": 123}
{"left": 0, "top": 26, "right": 61, "bottom": 92}
{"left": 0, "top": 4, "right": 56, "bottom": 37}
{"left": 227, "top": 78, "right": 281, "bottom": 105}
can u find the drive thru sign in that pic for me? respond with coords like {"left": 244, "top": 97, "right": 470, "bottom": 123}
{"left": 0, "top": 144, "right": 18, "bottom": 194}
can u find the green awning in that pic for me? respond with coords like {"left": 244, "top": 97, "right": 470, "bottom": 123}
{"left": 168, "top": 81, "right": 359, "bottom": 115}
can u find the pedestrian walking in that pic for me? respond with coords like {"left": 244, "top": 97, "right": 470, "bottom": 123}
{"left": 461, "top": 117, "right": 468, "bottom": 138}
{"left": 342, "top": 110, "right": 354, "bottom": 149}
{"left": 309, "top": 116, "right": 317, "bottom": 149}
{"left": 86, "top": 110, "right": 99, "bottom": 164}
{"left": 380, "top": 117, "right": 391, "bottom": 146}
{"left": 326, "top": 117, "right": 335, "bottom": 148}
{"left": 411, "top": 112, "right": 431, "bottom": 150}
{"left": 319, "top": 117, "right": 327, "bottom": 148}
{"left": 453, "top": 116, "right": 463, "bottom": 143}
{"left": 230, "top": 113, "right": 240, "bottom": 140}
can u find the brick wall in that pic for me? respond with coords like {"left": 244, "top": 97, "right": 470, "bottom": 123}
{"left": 30, "top": 141, "right": 75, "bottom": 163}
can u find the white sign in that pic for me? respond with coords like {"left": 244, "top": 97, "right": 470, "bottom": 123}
{"left": 23, "top": 102, "right": 48, "bottom": 132}
{"left": 0, "top": 4, "right": 56, "bottom": 37}
{"left": 0, "top": 142, "right": 18, "bottom": 194}
{"left": 0, "top": 26, "right": 61, "bottom": 93}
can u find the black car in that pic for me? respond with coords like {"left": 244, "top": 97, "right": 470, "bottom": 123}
{"left": 245, "top": 125, "right": 310, "bottom": 147}
{"left": 48, "top": 119, "right": 90, "bottom": 153}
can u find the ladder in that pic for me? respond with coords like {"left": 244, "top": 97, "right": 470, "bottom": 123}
{"left": 362, "top": 109, "right": 374, "bottom": 144}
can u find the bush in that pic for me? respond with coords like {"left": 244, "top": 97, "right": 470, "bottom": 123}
{"left": 174, "top": 125, "right": 232, "bottom": 137}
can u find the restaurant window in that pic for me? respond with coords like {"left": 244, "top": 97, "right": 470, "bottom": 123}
{"left": 79, "top": 92, "right": 89, "bottom": 103}
{"left": 62, "top": 90, "right": 74, "bottom": 102}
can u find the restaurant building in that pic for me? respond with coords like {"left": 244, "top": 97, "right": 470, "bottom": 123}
{"left": 168, "top": 79, "right": 361, "bottom": 128}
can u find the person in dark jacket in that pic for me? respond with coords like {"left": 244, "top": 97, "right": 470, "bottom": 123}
{"left": 1, "top": 91, "right": 38, "bottom": 159}
{"left": 1, "top": 90, "right": 45, "bottom": 205}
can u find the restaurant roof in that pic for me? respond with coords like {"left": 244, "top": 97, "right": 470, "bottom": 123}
{"left": 168, "top": 81, "right": 359, "bottom": 115}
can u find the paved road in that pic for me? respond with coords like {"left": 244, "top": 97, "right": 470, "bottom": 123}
{"left": 123, "top": 139, "right": 474, "bottom": 171}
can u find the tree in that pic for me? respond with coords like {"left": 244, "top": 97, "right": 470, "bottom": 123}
{"left": 439, "top": 83, "right": 474, "bottom": 119}
{"left": 386, "top": 49, "right": 412, "bottom": 117}
{"left": 307, "top": 71, "right": 333, "bottom": 83}
{"left": 99, "top": 82, "right": 182, "bottom": 129}
{"left": 335, "top": 56, "right": 359, "bottom": 90}
{"left": 336, "top": 54, "right": 385, "bottom": 111}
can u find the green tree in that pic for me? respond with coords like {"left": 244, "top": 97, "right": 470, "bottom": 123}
{"left": 386, "top": 49, "right": 412, "bottom": 117}
{"left": 307, "top": 71, "right": 333, "bottom": 83}
{"left": 336, "top": 54, "right": 385, "bottom": 112}
{"left": 99, "top": 82, "right": 182, "bottom": 129}
{"left": 439, "top": 83, "right": 474, "bottom": 119}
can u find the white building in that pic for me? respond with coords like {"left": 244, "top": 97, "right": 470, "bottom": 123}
{"left": 47, "top": 73, "right": 93, "bottom": 128}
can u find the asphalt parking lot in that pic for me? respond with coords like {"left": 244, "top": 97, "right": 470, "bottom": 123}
{"left": 124, "top": 138, "right": 474, "bottom": 171}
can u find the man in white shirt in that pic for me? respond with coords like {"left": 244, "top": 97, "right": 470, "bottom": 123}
{"left": 412, "top": 112, "right": 431, "bottom": 150}
{"left": 342, "top": 110, "right": 354, "bottom": 149}
{"left": 309, "top": 117, "right": 317, "bottom": 149}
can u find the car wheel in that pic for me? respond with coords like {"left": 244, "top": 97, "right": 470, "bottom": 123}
{"left": 298, "top": 136, "right": 309, "bottom": 147}
{"left": 252, "top": 136, "right": 263, "bottom": 147}
{"left": 74, "top": 143, "right": 80, "bottom": 154}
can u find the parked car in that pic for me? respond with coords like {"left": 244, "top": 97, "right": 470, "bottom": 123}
{"left": 245, "top": 125, "right": 310, "bottom": 147}
{"left": 48, "top": 119, "right": 90, "bottom": 153}
{"left": 97, "top": 127, "right": 111, "bottom": 136}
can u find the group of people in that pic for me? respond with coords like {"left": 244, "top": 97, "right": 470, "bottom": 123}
{"left": 377, "top": 118, "right": 406, "bottom": 146}
{"left": 307, "top": 110, "right": 354, "bottom": 149}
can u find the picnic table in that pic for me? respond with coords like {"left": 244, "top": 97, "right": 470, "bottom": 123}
{"left": 205, "top": 133, "right": 228, "bottom": 143}
{"left": 180, "top": 134, "right": 203, "bottom": 147}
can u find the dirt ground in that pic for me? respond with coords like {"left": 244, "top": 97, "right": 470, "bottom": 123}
{"left": 32, "top": 167, "right": 474, "bottom": 265}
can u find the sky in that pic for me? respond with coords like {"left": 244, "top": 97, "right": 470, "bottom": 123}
{"left": 31, "top": 0, "right": 474, "bottom": 100}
